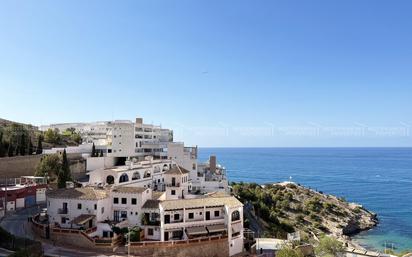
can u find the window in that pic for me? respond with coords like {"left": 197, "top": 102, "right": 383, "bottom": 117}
{"left": 148, "top": 228, "right": 154, "bottom": 236}
{"left": 131, "top": 198, "right": 137, "bottom": 205}
{"left": 188, "top": 213, "right": 194, "bottom": 219}
{"left": 214, "top": 210, "right": 220, "bottom": 217}
{"left": 101, "top": 207, "right": 104, "bottom": 214}
{"left": 106, "top": 175, "right": 115, "bottom": 184}
{"left": 77, "top": 203, "right": 82, "bottom": 209}
{"left": 113, "top": 197, "right": 119, "bottom": 204}
{"left": 61, "top": 217, "right": 67, "bottom": 224}
{"left": 119, "top": 173, "right": 129, "bottom": 183}
{"left": 121, "top": 211, "right": 127, "bottom": 219}
{"left": 171, "top": 190, "right": 176, "bottom": 195}
{"left": 174, "top": 213, "right": 180, "bottom": 221}
{"left": 94, "top": 204, "right": 97, "bottom": 210}
{"left": 231, "top": 210, "right": 240, "bottom": 221}
{"left": 121, "top": 198, "right": 127, "bottom": 204}
{"left": 192, "top": 163, "right": 196, "bottom": 170}
{"left": 132, "top": 172, "right": 140, "bottom": 180}
{"left": 108, "top": 149, "right": 112, "bottom": 153}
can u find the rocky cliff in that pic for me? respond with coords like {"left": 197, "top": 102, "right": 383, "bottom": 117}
{"left": 232, "top": 182, "right": 378, "bottom": 244}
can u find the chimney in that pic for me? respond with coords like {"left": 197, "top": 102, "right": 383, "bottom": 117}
{"left": 135, "top": 117, "right": 143, "bottom": 124}
{"left": 209, "top": 155, "right": 216, "bottom": 173}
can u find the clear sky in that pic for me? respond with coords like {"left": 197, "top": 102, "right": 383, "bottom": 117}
{"left": 0, "top": 0, "right": 411, "bottom": 147}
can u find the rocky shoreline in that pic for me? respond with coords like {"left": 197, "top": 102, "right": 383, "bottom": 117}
{"left": 232, "top": 182, "right": 378, "bottom": 246}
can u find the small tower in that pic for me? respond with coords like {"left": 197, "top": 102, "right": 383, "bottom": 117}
{"left": 163, "top": 164, "right": 190, "bottom": 200}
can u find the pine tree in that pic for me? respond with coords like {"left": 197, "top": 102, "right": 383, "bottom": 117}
{"left": 28, "top": 140, "right": 33, "bottom": 155}
{"left": 8, "top": 144, "right": 14, "bottom": 157}
{"left": 91, "top": 143, "right": 96, "bottom": 157}
{"left": 58, "top": 149, "right": 72, "bottom": 188}
{"left": 0, "top": 132, "right": 5, "bottom": 157}
{"left": 36, "top": 135, "right": 43, "bottom": 154}
{"left": 19, "top": 133, "right": 26, "bottom": 156}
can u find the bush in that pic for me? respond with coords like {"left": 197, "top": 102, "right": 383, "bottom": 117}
{"left": 276, "top": 246, "right": 303, "bottom": 257}
{"left": 315, "top": 235, "right": 345, "bottom": 257}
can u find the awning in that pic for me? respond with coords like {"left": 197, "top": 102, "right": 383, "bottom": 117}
{"left": 185, "top": 226, "right": 208, "bottom": 236}
{"left": 206, "top": 224, "right": 226, "bottom": 233}
{"left": 70, "top": 214, "right": 95, "bottom": 225}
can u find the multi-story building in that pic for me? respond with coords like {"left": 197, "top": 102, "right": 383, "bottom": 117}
{"left": 40, "top": 116, "right": 240, "bottom": 255}
{"left": 45, "top": 164, "right": 244, "bottom": 256}
{"left": 41, "top": 118, "right": 173, "bottom": 160}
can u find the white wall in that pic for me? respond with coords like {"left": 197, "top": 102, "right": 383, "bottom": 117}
{"left": 47, "top": 196, "right": 111, "bottom": 228}
{"left": 227, "top": 205, "right": 244, "bottom": 256}
{"left": 111, "top": 189, "right": 152, "bottom": 226}
{"left": 144, "top": 226, "right": 161, "bottom": 240}
{"left": 36, "top": 188, "right": 46, "bottom": 203}
{"left": 86, "top": 156, "right": 116, "bottom": 171}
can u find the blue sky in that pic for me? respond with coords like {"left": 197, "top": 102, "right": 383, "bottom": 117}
{"left": 0, "top": 0, "right": 411, "bottom": 147}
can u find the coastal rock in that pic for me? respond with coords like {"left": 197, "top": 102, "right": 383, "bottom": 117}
{"left": 232, "top": 182, "right": 378, "bottom": 241}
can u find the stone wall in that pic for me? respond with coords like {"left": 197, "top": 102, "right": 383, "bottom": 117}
{"left": 130, "top": 237, "right": 230, "bottom": 257}
{"left": 50, "top": 228, "right": 114, "bottom": 250}
{"left": 0, "top": 154, "right": 86, "bottom": 179}
{"left": 0, "top": 155, "right": 42, "bottom": 177}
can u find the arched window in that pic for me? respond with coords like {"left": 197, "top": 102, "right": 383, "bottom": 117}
{"left": 162, "top": 164, "right": 169, "bottom": 172}
{"left": 119, "top": 173, "right": 129, "bottom": 183}
{"left": 154, "top": 166, "right": 160, "bottom": 173}
{"left": 231, "top": 210, "right": 240, "bottom": 221}
{"left": 106, "top": 175, "right": 114, "bottom": 185}
{"left": 132, "top": 172, "right": 141, "bottom": 180}
{"left": 143, "top": 170, "right": 151, "bottom": 178}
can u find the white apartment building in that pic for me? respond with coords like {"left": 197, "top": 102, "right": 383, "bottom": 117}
{"left": 46, "top": 165, "right": 244, "bottom": 256}
{"left": 41, "top": 117, "right": 173, "bottom": 160}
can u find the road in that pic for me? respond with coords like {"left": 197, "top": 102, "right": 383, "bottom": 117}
{"left": 0, "top": 206, "right": 127, "bottom": 257}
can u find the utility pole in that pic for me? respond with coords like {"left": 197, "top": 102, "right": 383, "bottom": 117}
{"left": 4, "top": 175, "right": 7, "bottom": 217}
{"left": 126, "top": 226, "right": 131, "bottom": 257}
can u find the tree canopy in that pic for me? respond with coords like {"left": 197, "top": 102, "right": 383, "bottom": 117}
{"left": 35, "top": 154, "right": 62, "bottom": 178}
{"left": 315, "top": 236, "right": 345, "bottom": 257}
{"left": 276, "top": 246, "right": 304, "bottom": 257}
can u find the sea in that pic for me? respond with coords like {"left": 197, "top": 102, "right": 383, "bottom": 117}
{"left": 198, "top": 147, "right": 412, "bottom": 251}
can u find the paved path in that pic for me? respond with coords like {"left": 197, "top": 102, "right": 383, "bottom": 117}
{"left": 0, "top": 205, "right": 42, "bottom": 239}
{"left": 0, "top": 206, "right": 128, "bottom": 257}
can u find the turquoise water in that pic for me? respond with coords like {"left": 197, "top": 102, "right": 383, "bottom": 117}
{"left": 198, "top": 147, "right": 412, "bottom": 251}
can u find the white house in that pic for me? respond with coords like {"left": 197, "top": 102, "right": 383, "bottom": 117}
{"left": 46, "top": 187, "right": 111, "bottom": 230}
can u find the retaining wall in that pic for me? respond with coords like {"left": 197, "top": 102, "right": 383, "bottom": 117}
{"left": 130, "top": 236, "right": 230, "bottom": 257}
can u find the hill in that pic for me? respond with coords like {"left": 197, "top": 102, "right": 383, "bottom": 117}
{"left": 232, "top": 182, "right": 378, "bottom": 246}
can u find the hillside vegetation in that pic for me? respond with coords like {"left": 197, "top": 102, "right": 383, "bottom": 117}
{"left": 0, "top": 118, "right": 82, "bottom": 158}
{"left": 232, "top": 182, "right": 378, "bottom": 243}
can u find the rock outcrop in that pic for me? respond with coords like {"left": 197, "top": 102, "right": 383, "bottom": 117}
{"left": 232, "top": 182, "right": 378, "bottom": 242}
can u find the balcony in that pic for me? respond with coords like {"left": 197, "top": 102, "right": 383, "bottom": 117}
{"left": 163, "top": 218, "right": 225, "bottom": 230}
{"left": 166, "top": 183, "right": 180, "bottom": 187}
{"left": 58, "top": 208, "right": 68, "bottom": 214}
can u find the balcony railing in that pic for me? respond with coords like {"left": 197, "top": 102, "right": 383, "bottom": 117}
{"left": 58, "top": 208, "right": 68, "bottom": 214}
{"left": 165, "top": 183, "right": 180, "bottom": 187}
